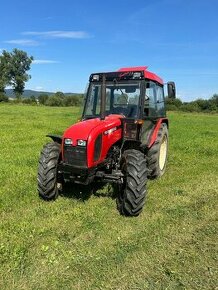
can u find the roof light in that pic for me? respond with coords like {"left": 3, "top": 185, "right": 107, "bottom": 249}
{"left": 92, "top": 74, "right": 99, "bottom": 81}
{"left": 133, "top": 72, "right": 142, "bottom": 79}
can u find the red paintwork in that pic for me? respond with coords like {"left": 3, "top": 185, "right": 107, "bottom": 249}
{"left": 148, "top": 118, "right": 168, "bottom": 148}
{"left": 118, "top": 66, "right": 148, "bottom": 72}
{"left": 118, "top": 66, "right": 163, "bottom": 85}
{"left": 63, "top": 115, "right": 123, "bottom": 168}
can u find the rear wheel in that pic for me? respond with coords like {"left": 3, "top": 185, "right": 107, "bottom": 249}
{"left": 116, "top": 149, "right": 147, "bottom": 216}
{"left": 37, "top": 142, "right": 62, "bottom": 200}
{"left": 147, "top": 123, "right": 168, "bottom": 179}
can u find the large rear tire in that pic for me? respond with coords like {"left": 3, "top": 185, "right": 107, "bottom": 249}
{"left": 37, "top": 142, "right": 61, "bottom": 200}
{"left": 147, "top": 123, "right": 168, "bottom": 179}
{"left": 116, "top": 149, "right": 147, "bottom": 217}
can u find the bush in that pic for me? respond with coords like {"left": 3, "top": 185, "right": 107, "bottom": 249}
{"left": 166, "top": 94, "right": 218, "bottom": 113}
{"left": 38, "top": 94, "right": 49, "bottom": 105}
{"left": 0, "top": 94, "right": 9, "bottom": 102}
{"left": 63, "top": 94, "right": 83, "bottom": 106}
{"left": 165, "top": 97, "right": 182, "bottom": 111}
{"left": 180, "top": 102, "right": 200, "bottom": 112}
{"left": 22, "top": 95, "right": 37, "bottom": 105}
{"left": 166, "top": 104, "right": 179, "bottom": 111}
{"left": 45, "top": 95, "right": 64, "bottom": 107}
{"left": 44, "top": 92, "right": 83, "bottom": 107}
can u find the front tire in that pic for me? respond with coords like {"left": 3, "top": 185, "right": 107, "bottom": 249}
{"left": 116, "top": 149, "right": 147, "bottom": 216}
{"left": 147, "top": 123, "right": 169, "bottom": 179}
{"left": 37, "top": 142, "right": 61, "bottom": 200}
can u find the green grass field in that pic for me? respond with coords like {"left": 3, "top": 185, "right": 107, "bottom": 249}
{"left": 0, "top": 104, "right": 217, "bottom": 290}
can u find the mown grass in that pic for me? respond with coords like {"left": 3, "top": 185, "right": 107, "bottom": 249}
{"left": 0, "top": 104, "right": 217, "bottom": 290}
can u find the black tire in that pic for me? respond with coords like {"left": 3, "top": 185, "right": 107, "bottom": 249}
{"left": 147, "top": 123, "right": 168, "bottom": 180}
{"left": 37, "top": 142, "right": 61, "bottom": 200}
{"left": 116, "top": 149, "right": 147, "bottom": 217}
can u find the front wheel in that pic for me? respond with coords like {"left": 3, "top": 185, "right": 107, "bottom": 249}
{"left": 116, "top": 149, "right": 147, "bottom": 217}
{"left": 37, "top": 142, "right": 62, "bottom": 200}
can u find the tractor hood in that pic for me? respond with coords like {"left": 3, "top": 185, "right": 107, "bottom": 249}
{"left": 63, "top": 114, "right": 124, "bottom": 168}
{"left": 63, "top": 114, "right": 123, "bottom": 145}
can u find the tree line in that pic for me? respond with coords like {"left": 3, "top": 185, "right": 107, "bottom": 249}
{"left": 0, "top": 48, "right": 217, "bottom": 111}
{"left": 1, "top": 90, "right": 218, "bottom": 112}
{"left": 166, "top": 94, "right": 218, "bottom": 113}
{"left": 9, "top": 91, "right": 84, "bottom": 107}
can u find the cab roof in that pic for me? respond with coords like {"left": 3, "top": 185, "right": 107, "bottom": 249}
{"left": 90, "top": 66, "right": 163, "bottom": 85}
{"left": 118, "top": 66, "right": 163, "bottom": 85}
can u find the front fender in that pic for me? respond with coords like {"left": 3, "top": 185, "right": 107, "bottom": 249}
{"left": 46, "top": 134, "right": 62, "bottom": 144}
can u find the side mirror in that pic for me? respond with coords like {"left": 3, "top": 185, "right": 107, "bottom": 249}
{"left": 167, "top": 82, "right": 176, "bottom": 98}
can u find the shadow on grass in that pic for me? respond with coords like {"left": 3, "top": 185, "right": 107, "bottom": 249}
{"left": 60, "top": 182, "right": 117, "bottom": 202}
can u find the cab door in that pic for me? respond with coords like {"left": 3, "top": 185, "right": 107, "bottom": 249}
{"left": 156, "top": 85, "right": 166, "bottom": 117}
{"left": 144, "top": 81, "right": 157, "bottom": 117}
{"left": 144, "top": 81, "right": 165, "bottom": 118}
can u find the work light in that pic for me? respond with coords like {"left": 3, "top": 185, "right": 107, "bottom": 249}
{"left": 92, "top": 74, "right": 99, "bottom": 81}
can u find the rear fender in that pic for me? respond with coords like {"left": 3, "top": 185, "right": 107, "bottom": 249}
{"left": 147, "top": 118, "right": 168, "bottom": 148}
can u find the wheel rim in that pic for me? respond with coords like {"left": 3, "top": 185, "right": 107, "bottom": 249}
{"left": 159, "top": 135, "right": 167, "bottom": 171}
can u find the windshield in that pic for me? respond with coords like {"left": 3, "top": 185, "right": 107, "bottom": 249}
{"left": 83, "top": 81, "right": 141, "bottom": 118}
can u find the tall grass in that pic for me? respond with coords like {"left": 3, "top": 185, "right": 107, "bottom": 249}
{"left": 0, "top": 104, "right": 217, "bottom": 289}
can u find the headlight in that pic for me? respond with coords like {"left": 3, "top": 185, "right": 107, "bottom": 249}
{"left": 77, "top": 140, "right": 87, "bottom": 146}
{"left": 64, "top": 138, "right": 73, "bottom": 145}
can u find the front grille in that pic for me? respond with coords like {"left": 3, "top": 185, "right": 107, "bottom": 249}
{"left": 64, "top": 145, "right": 87, "bottom": 167}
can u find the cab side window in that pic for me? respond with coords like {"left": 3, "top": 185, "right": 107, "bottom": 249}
{"left": 144, "top": 81, "right": 156, "bottom": 116}
{"left": 156, "top": 85, "right": 164, "bottom": 103}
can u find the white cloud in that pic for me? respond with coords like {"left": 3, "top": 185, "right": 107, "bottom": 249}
{"left": 33, "top": 59, "right": 60, "bottom": 64}
{"left": 22, "top": 30, "right": 91, "bottom": 39}
{"left": 4, "top": 39, "right": 40, "bottom": 46}
{"left": 35, "top": 86, "right": 44, "bottom": 91}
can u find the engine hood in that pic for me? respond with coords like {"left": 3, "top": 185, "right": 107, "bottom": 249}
{"left": 63, "top": 114, "right": 123, "bottom": 144}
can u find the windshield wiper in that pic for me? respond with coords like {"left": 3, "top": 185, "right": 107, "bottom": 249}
{"left": 113, "top": 78, "right": 124, "bottom": 94}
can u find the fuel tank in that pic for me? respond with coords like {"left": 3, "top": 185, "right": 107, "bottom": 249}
{"left": 62, "top": 115, "right": 123, "bottom": 168}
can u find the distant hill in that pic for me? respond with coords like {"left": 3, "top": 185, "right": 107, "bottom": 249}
{"left": 5, "top": 89, "right": 80, "bottom": 98}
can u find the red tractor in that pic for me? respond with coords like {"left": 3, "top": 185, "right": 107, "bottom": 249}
{"left": 38, "top": 66, "right": 176, "bottom": 216}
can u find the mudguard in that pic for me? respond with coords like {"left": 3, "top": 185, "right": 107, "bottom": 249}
{"left": 46, "top": 134, "right": 62, "bottom": 144}
{"left": 148, "top": 118, "right": 168, "bottom": 148}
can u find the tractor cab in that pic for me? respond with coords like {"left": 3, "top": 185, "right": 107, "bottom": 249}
{"left": 83, "top": 66, "right": 175, "bottom": 121}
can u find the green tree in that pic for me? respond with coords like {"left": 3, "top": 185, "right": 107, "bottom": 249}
{"left": 54, "top": 91, "right": 65, "bottom": 99}
{"left": 211, "top": 94, "right": 218, "bottom": 108}
{"left": 45, "top": 94, "right": 64, "bottom": 106}
{"left": 0, "top": 51, "right": 11, "bottom": 93}
{"left": 38, "top": 94, "right": 49, "bottom": 105}
{"left": 22, "top": 95, "right": 37, "bottom": 105}
{"left": 63, "top": 94, "right": 83, "bottom": 106}
{"left": 7, "top": 49, "right": 33, "bottom": 100}
{"left": 165, "top": 97, "right": 182, "bottom": 111}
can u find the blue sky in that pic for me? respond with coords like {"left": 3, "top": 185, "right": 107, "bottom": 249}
{"left": 1, "top": 0, "right": 218, "bottom": 101}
